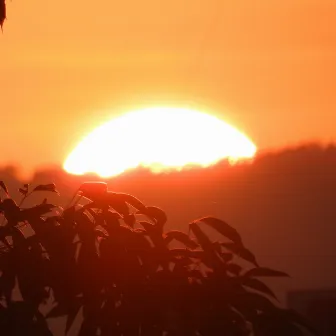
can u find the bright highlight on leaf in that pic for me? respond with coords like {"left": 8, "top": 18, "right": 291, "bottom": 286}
{"left": 64, "top": 107, "right": 257, "bottom": 177}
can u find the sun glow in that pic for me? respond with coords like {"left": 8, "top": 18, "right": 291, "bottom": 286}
{"left": 64, "top": 107, "right": 257, "bottom": 177}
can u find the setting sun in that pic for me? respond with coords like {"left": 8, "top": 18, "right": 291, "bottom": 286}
{"left": 63, "top": 107, "right": 257, "bottom": 177}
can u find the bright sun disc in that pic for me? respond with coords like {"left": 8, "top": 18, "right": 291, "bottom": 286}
{"left": 64, "top": 107, "right": 257, "bottom": 177}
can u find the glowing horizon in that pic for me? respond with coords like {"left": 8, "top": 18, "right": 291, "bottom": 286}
{"left": 63, "top": 107, "right": 257, "bottom": 177}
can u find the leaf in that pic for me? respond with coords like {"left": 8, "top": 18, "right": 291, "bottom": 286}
{"left": 169, "top": 248, "right": 206, "bottom": 259}
{"left": 254, "top": 314, "right": 307, "bottom": 336}
{"left": 189, "top": 223, "right": 213, "bottom": 250}
{"left": 65, "top": 300, "right": 83, "bottom": 334}
{"left": 188, "top": 270, "right": 204, "bottom": 280}
{"left": 62, "top": 205, "right": 76, "bottom": 220}
{"left": 112, "top": 192, "right": 147, "bottom": 212}
{"left": 164, "top": 230, "right": 198, "bottom": 249}
{"left": 0, "top": 226, "right": 9, "bottom": 240}
{"left": 95, "top": 228, "right": 108, "bottom": 238}
{"left": 242, "top": 277, "right": 278, "bottom": 300}
{"left": 226, "top": 263, "right": 242, "bottom": 276}
{"left": 139, "top": 220, "right": 157, "bottom": 232}
{"left": 221, "top": 252, "right": 233, "bottom": 263}
{"left": 0, "top": 262, "right": 16, "bottom": 304}
{"left": 123, "top": 213, "right": 136, "bottom": 227}
{"left": 19, "top": 188, "right": 28, "bottom": 196}
{"left": 79, "top": 182, "right": 107, "bottom": 192}
{"left": 137, "top": 206, "right": 167, "bottom": 227}
{"left": 106, "top": 193, "right": 130, "bottom": 217}
{"left": 276, "top": 322, "right": 307, "bottom": 336}
{"left": 234, "top": 292, "right": 276, "bottom": 313}
{"left": 33, "top": 183, "right": 59, "bottom": 195}
{"left": 222, "top": 242, "right": 259, "bottom": 266}
{"left": 189, "top": 222, "right": 222, "bottom": 267}
{"left": 278, "top": 309, "right": 319, "bottom": 335}
{"left": 34, "top": 311, "right": 53, "bottom": 336}
{"left": 134, "top": 228, "right": 146, "bottom": 233}
{"left": 196, "top": 217, "right": 242, "bottom": 245}
{"left": 78, "top": 182, "right": 108, "bottom": 200}
{"left": 19, "top": 204, "right": 56, "bottom": 220}
{"left": 0, "top": 199, "right": 20, "bottom": 221}
{"left": 0, "top": 181, "right": 8, "bottom": 195}
{"left": 244, "top": 267, "right": 290, "bottom": 278}
{"left": 46, "top": 303, "right": 68, "bottom": 318}
{"left": 172, "top": 256, "right": 193, "bottom": 268}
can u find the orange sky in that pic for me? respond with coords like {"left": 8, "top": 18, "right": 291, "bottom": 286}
{"left": 2, "top": 0, "right": 336, "bottom": 175}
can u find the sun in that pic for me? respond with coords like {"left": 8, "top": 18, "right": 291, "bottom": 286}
{"left": 63, "top": 107, "right": 257, "bottom": 177}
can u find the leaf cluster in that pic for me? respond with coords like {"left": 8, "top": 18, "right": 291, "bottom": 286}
{"left": 0, "top": 181, "right": 317, "bottom": 335}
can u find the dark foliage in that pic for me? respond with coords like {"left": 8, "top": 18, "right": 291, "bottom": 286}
{"left": 0, "top": 181, "right": 317, "bottom": 335}
{"left": 0, "top": 0, "right": 5, "bottom": 29}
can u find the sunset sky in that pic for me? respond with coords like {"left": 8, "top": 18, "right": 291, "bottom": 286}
{"left": 2, "top": 0, "right": 336, "bottom": 175}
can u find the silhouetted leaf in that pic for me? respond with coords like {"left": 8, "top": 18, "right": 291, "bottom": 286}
{"left": 221, "top": 252, "right": 234, "bottom": 263}
{"left": 20, "top": 203, "right": 56, "bottom": 220}
{"left": 227, "top": 263, "right": 242, "bottom": 276}
{"left": 137, "top": 206, "right": 167, "bottom": 227}
{"left": 169, "top": 248, "right": 200, "bottom": 258}
{"left": 276, "top": 322, "right": 306, "bottom": 336}
{"left": 189, "top": 222, "right": 223, "bottom": 268}
{"left": 107, "top": 193, "right": 130, "bottom": 217}
{"left": 253, "top": 313, "right": 307, "bottom": 336}
{"left": 0, "top": 259, "right": 16, "bottom": 304}
{"left": 139, "top": 220, "right": 157, "bottom": 233}
{"left": 242, "top": 277, "right": 278, "bottom": 299}
{"left": 34, "top": 311, "right": 53, "bottom": 336}
{"left": 113, "top": 192, "right": 147, "bottom": 212}
{"left": 78, "top": 182, "right": 108, "bottom": 200}
{"left": 33, "top": 183, "right": 59, "bottom": 195}
{"left": 0, "top": 181, "right": 8, "bottom": 195}
{"left": 188, "top": 269, "right": 204, "bottom": 280}
{"left": 278, "top": 309, "right": 319, "bottom": 335}
{"left": 65, "top": 300, "right": 83, "bottom": 334}
{"left": 0, "top": 199, "right": 20, "bottom": 222}
{"left": 172, "top": 256, "right": 193, "bottom": 268}
{"left": 123, "top": 213, "right": 136, "bottom": 227}
{"left": 12, "top": 226, "right": 26, "bottom": 247}
{"left": 244, "top": 267, "right": 290, "bottom": 278}
{"left": 222, "top": 242, "right": 259, "bottom": 266}
{"left": 196, "top": 217, "right": 242, "bottom": 244}
{"left": 189, "top": 222, "right": 215, "bottom": 252}
{"left": 62, "top": 205, "right": 77, "bottom": 224}
{"left": 212, "top": 241, "right": 222, "bottom": 253}
{"left": 164, "top": 230, "right": 198, "bottom": 249}
{"left": 18, "top": 188, "right": 28, "bottom": 196}
{"left": 95, "top": 228, "right": 108, "bottom": 238}
{"left": 134, "top": 228, "right": 146, "bottom": 233}
{"left": 46, "top": 303, "right": 68, "bottom": 318}
{"left": 234, "top": 292, "right": 276, "bottom": 313}
{"left": 0, "top": 226, "right": 9, "bottom": 240}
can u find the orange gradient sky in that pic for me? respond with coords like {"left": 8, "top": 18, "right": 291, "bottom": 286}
{"left": 1, "top": 0, "right": 336, "bottom": 175}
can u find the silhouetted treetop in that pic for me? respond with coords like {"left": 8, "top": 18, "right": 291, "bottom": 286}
{"left": 0, "top": 181, "right": 317, "bottom": 335}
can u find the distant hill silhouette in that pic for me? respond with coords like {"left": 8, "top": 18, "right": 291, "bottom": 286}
{"left": 2, "top": 143, "right": 336, "bottom": 306}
